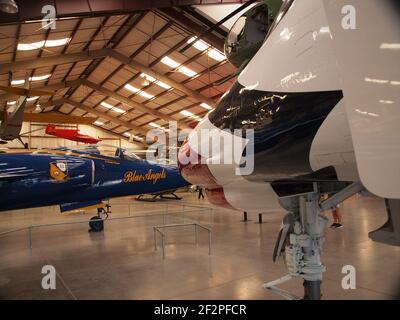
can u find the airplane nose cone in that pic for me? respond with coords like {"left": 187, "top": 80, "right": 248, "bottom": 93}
{"left": 178, "top": 140, "right": 220, "bottom": 189}
{"left": 178, "top": 138, "right": 235, "bottom": 210}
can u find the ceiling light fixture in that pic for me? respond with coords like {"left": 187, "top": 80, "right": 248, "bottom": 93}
{"left": 17, "top": 38, "right": 70, "bottom": 51}
{"left": 11, "top": 74, "right": 51, "bottom": 85}
{"left": 26, "top": 96, "right": 39, "bottom": 102}
{"left": 160, "top": 56, "right": 197, "bottom": 77}
{"left": 111, "top": 107, "right": 125, "bottom": 113}
{"left": 380, "top": 43, "right": 400, "bottom": 50}
{"left": 100, "top": 101, "right": 125, "bottom": 113}
{"left": 124, "top": 83, "right": 154, "bottom": 99}
{"left": 188, "top": 37, "right": 209, "bottom": 51}
{"left": 180, "top": 110, "right": 200, "bottom": 119}
{"left": 149, "top": 122, "right": 161, "bottom": 128}
{"left": 187, "top": 36, "right": 225, "bottom": 62}
{"left": 140, "top": 73, "right": 171, "bottom": 90}
{"left": 133, "top": 135, "right": 144, "bottom": 141}
{"left": 200, "top": 102, "right": 212, "bottom": 110}
{"left": 45, "top": 38, "right": 70, "bottom": 47}
{"left": 100, "top": 101, "right": 113, "bottom": 109}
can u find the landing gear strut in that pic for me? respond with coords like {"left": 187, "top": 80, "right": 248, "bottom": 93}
{"left": 264, "top": 182, "right": 364, "bottom": 300}
{"left": 89, "top": 204, "right": 111, "bottom": 233}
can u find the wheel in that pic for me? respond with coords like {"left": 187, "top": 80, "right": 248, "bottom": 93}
{"left": 89, "top": 216, "right": 104, "bottom": 232}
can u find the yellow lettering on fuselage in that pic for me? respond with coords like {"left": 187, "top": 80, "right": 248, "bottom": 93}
{"left": 123, "top": 169, "right": 167, "bottom": 184}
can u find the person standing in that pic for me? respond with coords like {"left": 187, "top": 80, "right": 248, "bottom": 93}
{"left": 198, "top": 187, "right": 205, "bottom": 200}
{"left": 330, "top": 204, "right": 343, "bottom": 229}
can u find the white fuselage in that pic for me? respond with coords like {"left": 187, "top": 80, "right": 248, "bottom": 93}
{"left": 178, "top": 0, "right": 388, "bottom": 213}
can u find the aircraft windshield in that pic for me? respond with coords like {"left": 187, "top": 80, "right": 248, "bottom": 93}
{"left": 268, "top": 0, "right": 295, "bottom": 35}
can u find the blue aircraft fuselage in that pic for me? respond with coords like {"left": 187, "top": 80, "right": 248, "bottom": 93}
{"left": 0, "top": 147, "right": 189, "bottom": 212}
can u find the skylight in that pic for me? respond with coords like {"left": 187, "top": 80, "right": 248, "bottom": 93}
{"left": 94, "top": 121, "right": 104, "bottom": 126}
{"left": 17, "top": 38, "right": 70, "bottom": 51}
{"left": 160, "top": 56, "right": 197, "bottom": 77}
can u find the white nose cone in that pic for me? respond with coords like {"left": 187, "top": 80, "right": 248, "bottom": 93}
{"left": 0, "top": 0, "right": 18, "bottom": 14}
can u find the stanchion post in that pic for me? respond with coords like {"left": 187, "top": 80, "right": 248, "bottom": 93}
{"left": 153, "top": 227, "right": 157, "bottom": 251}
{"left": 161, "top": 234, "right": 165, "bottom": 259}
{"left": 208, "top": 230, "right": 212, "bottom": 255}
{"left": 241, "top": 211, "right": 249, "bottom": 222}
{"left": 28, "top": 226, "right": 32, "bottom": 250}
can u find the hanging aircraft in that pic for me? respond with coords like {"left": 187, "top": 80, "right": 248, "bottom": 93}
{"left": 0, "top": 144, "right": 189, "bottom": 231}
{"left": 178, "top": 0, "right": 400, "bottom": 299}
{"left": 0, "top": 78, "right": 96, "bottom": 147}
{"left": 45, "top": 124, "right": 101, "bottom": 144}
{"left": 0, "top": 76, "right": 50, "bottom": 145}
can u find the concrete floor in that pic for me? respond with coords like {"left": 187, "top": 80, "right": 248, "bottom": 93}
{"left": 0, "top": 192, "right": 399, "bottom": 300}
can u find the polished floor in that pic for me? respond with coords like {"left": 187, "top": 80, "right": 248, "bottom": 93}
{"left": 0, "top": 191, "right": 399, "bottom": 300}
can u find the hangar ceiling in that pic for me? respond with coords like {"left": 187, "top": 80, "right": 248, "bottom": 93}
{"left": 0, "top": 1, "right": 247, "bottom": 144}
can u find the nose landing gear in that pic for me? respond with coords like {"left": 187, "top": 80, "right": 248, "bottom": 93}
{"left": 264, "top": 182, "right": 364, "bottom": 300}
{"left": 89, "top": 204, "right": 111, "bottom": 233}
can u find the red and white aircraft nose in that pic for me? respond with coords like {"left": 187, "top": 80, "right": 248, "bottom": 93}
{"left": 178, "top": 115, "right": 283, "bottom": 213}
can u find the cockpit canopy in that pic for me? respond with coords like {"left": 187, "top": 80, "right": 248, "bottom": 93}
{"left": 225, "top": 2, "right": 274, "bottom": 68}
{"left": 55, "top": 145, "right": 142, "bottom": 161}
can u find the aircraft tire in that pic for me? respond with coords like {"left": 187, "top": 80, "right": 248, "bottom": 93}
{"left": 89, "top": 216, "right": 104, "bottom": 232}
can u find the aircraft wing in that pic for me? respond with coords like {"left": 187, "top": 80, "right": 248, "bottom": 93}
{"left": 0, "top": 95, "right": 27, "bottom": 141}
{"left": 322, "top": 0, "right": 400, "bottom": 198}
